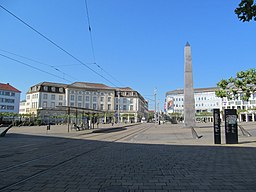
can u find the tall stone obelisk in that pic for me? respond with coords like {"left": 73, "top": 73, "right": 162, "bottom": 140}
{"left": 184, "top": 42, "right": 196, "bottom": 127}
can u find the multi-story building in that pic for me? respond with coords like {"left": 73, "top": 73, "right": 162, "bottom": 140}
{"left": 22, "top": 82, "right": 148, "bottom": 123}
{"left": 0, "top": 83, "right": 21, "bottom": 113}
{"left": 165, "top": 87, "right": 256, "bottom": 122}
{"left": 116, "top": 87, "right": 148, "bottom": 123}
{"left": 25, "top": 82, "right": 67, "bottom": 115}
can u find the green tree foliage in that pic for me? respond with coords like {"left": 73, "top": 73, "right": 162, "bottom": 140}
{"left": 215, "top": 69, "right": 256, "bottom": 101}
{"left": 235, "top": 0, "right": 256, "bottom": 22}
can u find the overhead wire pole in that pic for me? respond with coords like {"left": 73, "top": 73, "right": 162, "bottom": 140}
{"left": 154, "top": 88, "right": 157, "bottom": 127}
{"left": 0, "top": 4, "right": 118, "bottom": 87}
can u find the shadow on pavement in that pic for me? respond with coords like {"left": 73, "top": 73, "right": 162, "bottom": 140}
{"left": 0, "top": 133, "right": 256, "bottom": 191}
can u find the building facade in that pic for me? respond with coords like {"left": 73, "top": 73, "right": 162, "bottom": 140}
{"left": 21, "top": 82, "right": 148, "bottom": 123}
{"left": 0, "top": 83, "right": 21, "bottom": 113}
{"left": 166, "top": 87, "right": 256, "bottom": 122}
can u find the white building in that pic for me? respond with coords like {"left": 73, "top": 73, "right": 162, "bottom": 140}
{"left": 21, "top": 82, "right": 148, "bottom": 123}
{"left": 166, "top": 87, "right": 220, "bottom": 114}
{"left": 0, "top": 83, "right": 21, "bottom": 113}
{"left": 165, "top": 87, "right": 256, "bottom": 122}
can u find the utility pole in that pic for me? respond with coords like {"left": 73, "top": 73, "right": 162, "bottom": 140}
{"left": 154, "top": 88, "right": 157, "bottom": 127}
{"left": 157, "top": 99, "right": 160, "bottom": 125}
{"left": 117, "top": 90, "right": 120, "bottom": 124}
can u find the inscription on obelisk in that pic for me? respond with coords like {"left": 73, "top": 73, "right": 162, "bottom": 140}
{"left": 184, "top": 42, "right": 196, "bottom": 127}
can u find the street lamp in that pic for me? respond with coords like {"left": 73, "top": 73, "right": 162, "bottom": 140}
{"left": 117, "top": 90, "right": 120, "bottom": 123}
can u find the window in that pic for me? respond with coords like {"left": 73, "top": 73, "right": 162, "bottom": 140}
{"left": 115, "top": 105, "right": 118, "bottom": 110}
{"left": 100, "top": 104, "right": 104, "bottom": 110}
{"left": 11, "top": 92, "right": 15, "bottom": 96}
{"left": 85, "top": 103, "right": 90, "bottom": 109}
{"left": 130, "top": 99, "right": 133, "bottom": 104}
{"left": 7, "top": 106, "right": 14, "bottom": 110}
{"left": 27, "top": 95, "right": 30, "bottom": 100}
{"left": 70, "top": 95, "right": 75, "bottom": 101}
{"left": 235, "top": 101, "right": 241, "bottom": 105}
{"left": 100, "top": 97, "right": 104, "bottom": 102}
{"left": 70, "top": 102, "right": 74, "bottom": 107}
{"left": 43, "top": 101, "right": 47, "bottom": 108}
{"left": 44, "top": 86, "right": 48, "bottom": 91}
{"left": 123, "top": 98, "right": 127, "bottom": 103}
{"left": 51, "top": 87, "right": 56, "bottom": 92}
{"left": 58, "top": 102, "right": 63, "bottom": 106}
{"left": 93, "top": 103, "right": 97, "bottom": 109}
{"left": 59, "top": 95, "right": 63, "bottom": 100}
{"left": 85, "top": 96, "right": 90, "bottom": 102}
{"left": 130, "top": 105, "right": 133, "bottom": 111}
{"left": 108, "top": 104, "right": 111, "bottom": 110}
{"left": 59, "top": 88, "right": 63, "bottom": 93}
{"left": 108, "top": 97, "right": 111, "bottom": 102}
{"left": 78, "top": 103, "right": 82, "bottom": 107}
{"left": 123, "top": 105, "right": 127, "bottom": 110}
{"left": 51, "top": 95, "right": 55, "bottom": 100}
{"left": 93, "top": 96, "right": 97, "bottom": 102}
{"left": 32, "top": 102, "right": 38, "bottom": 108}
{"left": 78, "top": 96, "right": 82, "bottom": 101}
{"left": 43, "top": 94, "right": 47, "bottom": 100}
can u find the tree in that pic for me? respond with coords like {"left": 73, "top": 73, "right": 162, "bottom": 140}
{"left": 215, "top": 69, "right": 256, "bottom": 101}
{"left": 235, "top": 0, "right": 256, "bottom": 22}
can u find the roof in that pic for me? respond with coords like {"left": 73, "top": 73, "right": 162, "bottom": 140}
{"left": 35, "top": 82, "right": 68, "bottom": 88}
{"left": 0, "top": 83, "right": 21, "bottom": 93}
{"left": 118, "top": 87, "right": 134, "bottom": 91}
{"left": 166, "top": 87, "right": 218, "bottom": 96}
{"left": 69, "top": 82, "right": 114, "bottom": 90}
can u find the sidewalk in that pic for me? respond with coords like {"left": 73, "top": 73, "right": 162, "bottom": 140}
{"left": 1, "top": 122, "right": 256, "bottom": 191}
{"left": 7, "top": 122, "right": 140, "bottom": 138}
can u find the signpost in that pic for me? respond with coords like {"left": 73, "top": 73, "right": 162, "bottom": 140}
{"left": 213, "top": 109, "right": 221, "bottom": 144}
{"left": 224, "top": 109, "right": 238, "bottom": 144}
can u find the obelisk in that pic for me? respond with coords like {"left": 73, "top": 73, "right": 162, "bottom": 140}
{"left": 184, "top": 42, "right": 196, "bottom": 127}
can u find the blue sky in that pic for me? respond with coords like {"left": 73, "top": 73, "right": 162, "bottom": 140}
{"left": 1, "top": 0, "right": 256, "bottom": 110}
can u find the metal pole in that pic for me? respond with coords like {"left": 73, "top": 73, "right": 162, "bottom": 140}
{"left": 157, "top": 99, "right": 160, "bottom": 124}
{"left": 118, "top": 91, "right": 120, "bottom": 124}
{"left": 67, "top": 107, "right": 70, "bottom": 133}
{"left": 154, "top": 88, "right": 157, "bottom": 127}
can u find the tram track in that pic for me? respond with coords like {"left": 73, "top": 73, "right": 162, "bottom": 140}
{"left": 0, "top": 124, "right": 153, "bottom": 191}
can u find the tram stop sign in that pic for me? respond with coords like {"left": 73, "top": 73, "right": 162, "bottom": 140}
{"left": 224, "top": 109, "right": 238, "bottom": 144}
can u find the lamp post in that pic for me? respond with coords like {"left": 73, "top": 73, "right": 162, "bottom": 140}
{"left": 154, "top": 88, "right": 157, "bottom": 127}
{"left": 117, "top": 91, "right": 120, "bottom": 123}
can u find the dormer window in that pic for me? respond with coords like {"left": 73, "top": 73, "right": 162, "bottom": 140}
{"left": 44, "top": 86, "right": 48, "bottom": 91}
{"left": 51, "top": 87, "right": 56, "bottom": 92}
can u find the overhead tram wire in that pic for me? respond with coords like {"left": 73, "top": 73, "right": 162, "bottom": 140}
{"left": 84, "top": 0, "right": 96, "bottom": 63}
{"left": 0, "top": 49, "right": 77, "bottom": 81}
{"left": 0, "top": 4, "right": 118, "bottom": 87}
{"left": 0, "top": 53, "right": 72, "bottom": 82}
{"left": 84, "top": 0, "right": 124, "bottom": 87}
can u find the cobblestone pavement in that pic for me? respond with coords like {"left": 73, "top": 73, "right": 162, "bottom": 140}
{"left": 0, "top": 122, "right": 256, "bottom": 191}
